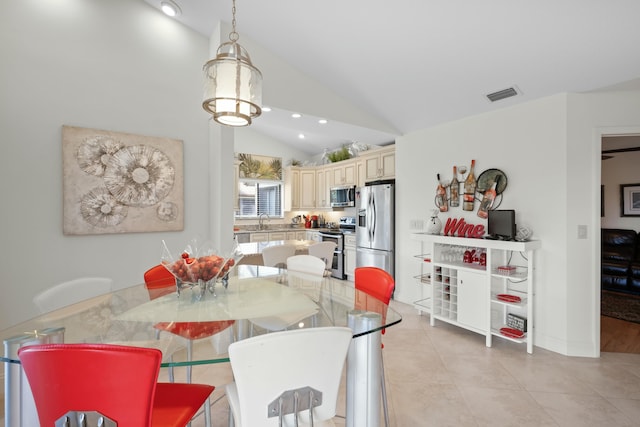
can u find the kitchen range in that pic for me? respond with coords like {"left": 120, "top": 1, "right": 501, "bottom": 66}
{"left": 318, "top": 216, "right": 356, "bottom": 280}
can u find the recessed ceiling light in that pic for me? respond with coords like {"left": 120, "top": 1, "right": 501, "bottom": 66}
{"left": 291, "top": 113, "right": 302, "bottom": 118}
{"left": 298, "top": 134, "right": 305, "bottom": 139}
{"left": 318, "top": 119, "right": 328, "bottom": 124}
{"left": 262, "top": 106, "right": 272, "bottom": 112}
{"left": 160, "top": 1, "right": 181, "bottom": 17}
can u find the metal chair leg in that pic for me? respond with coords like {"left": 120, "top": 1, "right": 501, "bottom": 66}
{"left": 204, "top": 396, "right": 212, "bottom": 427}
{"left": 381, "top": 351, "right": 389, "bottom": 427}
{"left": 187, "top": 340, "right": 193, "bottom": 384}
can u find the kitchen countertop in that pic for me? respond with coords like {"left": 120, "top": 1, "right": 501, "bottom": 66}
{"left": 234, "top": 227, "right": 310, "bottom": 234}
{"left": 237, "top": 239, "right": 317, "bottom": 256}
{"left": 234, "top": 227, "right": 347, "bottom": 234}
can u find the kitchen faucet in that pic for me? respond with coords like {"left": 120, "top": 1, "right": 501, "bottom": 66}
{"left": 258, "top": 212, "right": 270, "bottom": 230}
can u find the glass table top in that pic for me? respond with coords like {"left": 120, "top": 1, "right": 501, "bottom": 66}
{"left": 1, "top": 265, "right": 402, "bottom": 366}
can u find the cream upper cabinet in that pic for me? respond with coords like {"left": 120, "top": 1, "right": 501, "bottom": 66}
{"left": 362, "top": 147, "right": 395, "bottom": 182}
{"left": 316, "top": 168, "right": 333, "bottom": 208}
{"left": 331, "top": 162, "right": 356, "bottom": 186}
{"left": 284, "top": 167, "right": 301, "bottom": 211}
{"left": 355, "top": 158, "right": 366, "bottom": 188}
{"left": 299, "top": 168, "right": 316, "bottom": 209}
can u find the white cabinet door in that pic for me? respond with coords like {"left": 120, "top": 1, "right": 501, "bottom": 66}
{"left": 269, "top": 232, "right": 286, "bottom": 241}
{"left": 306, "top": 231, "right": 320, "bottom": 242}
{"left": 362, "top": 148, "right": 395, "bottom": 182}
{"left": 299, "top": 169, "right": 316, "bottom": 209}
{"left": 457, "top": 270, "right": 487, "bottom": 330}
{"left": 284, "top": 167, "right": 300, "bottom": 211}
{"left": 250, "top": 233, "right": 269, "bottom": 242}
{"left": 345, "top": 247, "right": 356, "bottom": 280}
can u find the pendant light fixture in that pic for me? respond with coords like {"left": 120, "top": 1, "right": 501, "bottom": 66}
{"left": 202, "top": 0, "right": 262, "bottom": 127}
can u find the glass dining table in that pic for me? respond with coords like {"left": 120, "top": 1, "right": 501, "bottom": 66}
{"left": 2, "top": 265, "right": 401, "bottom": 427}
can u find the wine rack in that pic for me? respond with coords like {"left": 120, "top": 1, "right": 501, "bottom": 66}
{"left": 411, "top": 233, "right": 540, "bottom": 354}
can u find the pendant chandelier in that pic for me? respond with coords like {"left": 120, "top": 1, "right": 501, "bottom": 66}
{"left": 202, "top": 0, "right": 262, "bottom": 127}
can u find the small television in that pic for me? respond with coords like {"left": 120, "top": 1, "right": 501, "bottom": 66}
{"left": 487, "top": 210, "right": 516, "bottom": 240}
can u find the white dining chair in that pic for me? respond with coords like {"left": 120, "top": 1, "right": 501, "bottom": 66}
{"left": 286, "top": 254, "right": 327, "bottom": 278}
{"left": 261, "top": 244, "right": 297, "bottom": 268}
{"left": 33, "top": 277, "right": 113, "bottom": 314}
{"left": 308, "top": 242, "right": 337, "bottom": 276}
{"left": 226, "top": 327, "right": 353, "bottom": 427}
{"left": 249, "top": 255, "right": 325, "bottom": 335}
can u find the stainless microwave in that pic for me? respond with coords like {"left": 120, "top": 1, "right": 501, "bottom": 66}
{"left": 330, "top": 185, "right": 356, "bottom": 207}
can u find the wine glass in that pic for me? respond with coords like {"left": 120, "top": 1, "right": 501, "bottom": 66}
{"left": 457, "top": 165, "right": 468, "bottom": 182}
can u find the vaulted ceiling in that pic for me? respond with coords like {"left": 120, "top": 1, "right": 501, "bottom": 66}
{"left": 144, "top": 0, "right": 640, "bottom": 155}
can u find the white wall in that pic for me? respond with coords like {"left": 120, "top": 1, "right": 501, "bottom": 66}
{"left": 565, "top": 92, "right": 640, "bottom": 356}
{"left": 601, "top": 151, "right": 640, "bottom": 231}
{"left": 396, "top": 94, "right": 570, "bottom": 354}
{"left": 397, "top": 91, "right": 640, "bottom": 357}
{"left": 235, "top": 127, "right": 312, "bottom": 165}
{"left": 0, "top": 0, "right": 210, "bottom": 329}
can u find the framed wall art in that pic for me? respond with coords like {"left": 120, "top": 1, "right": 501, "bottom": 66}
{"left": 62, "top": 125, "right": 184, "bottom": 235}
{"left": 620, "top": 183, "right": 640, "bottom": 217}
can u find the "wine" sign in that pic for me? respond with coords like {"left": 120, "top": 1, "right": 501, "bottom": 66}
{"left": 444, "top": 217, "right": 485, "bottom": 238}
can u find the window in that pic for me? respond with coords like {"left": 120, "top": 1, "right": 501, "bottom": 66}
{"left": 236, "top": 179, "right": 283, "bottom": 218}
{"left": 235, "top": 153, "right": 283, "bottom": 218}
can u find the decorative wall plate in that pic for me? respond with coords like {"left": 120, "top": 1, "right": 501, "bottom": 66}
{"left": 476, "top": 168, "right": 508, "bottom": 195}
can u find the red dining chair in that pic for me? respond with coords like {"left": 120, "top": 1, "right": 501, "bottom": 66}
{"left": 354, "top": 266, "right": 395, "bottom": 427}
{"left": 18, "top": 343, "right": 214, "bottom": 427}
{"left": 144, "top": 265, "right": 235, "bottom": 383}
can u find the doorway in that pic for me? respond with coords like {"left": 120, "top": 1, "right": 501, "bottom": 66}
{"left": 600, "top": 134, "right": 640, "bottom": 353}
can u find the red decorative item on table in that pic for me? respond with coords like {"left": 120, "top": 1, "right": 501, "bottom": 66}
{"left": 161, "top": 238, "right": 243, "bottom": 299}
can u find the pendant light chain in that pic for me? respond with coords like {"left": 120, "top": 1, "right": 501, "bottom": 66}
{"left": 229, "top": 0, "right": 239, "bottom": 42}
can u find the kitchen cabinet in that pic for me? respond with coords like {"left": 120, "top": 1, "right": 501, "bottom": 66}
{"left": 250, "top": 232, "right": 269, "bottom": 243}
{"left": 355, "top": 158, "right": 366, "bottom": 188}
{"left": 306, "top": 230, "right": 321, "bottom": 242}
{"left": 284, "top": 167, "right": 301, "bottom": 211}
{"left": 268, "top": 232, "right": 287, "bottom": 241}
{"left": 363, "top": 147, "right": 395, "bottom": 182}
{"left": 331, "top": 162, "right": 356, "bottom": 186}
{"left": 344, "top": 234, "right": 356, "bottom": 281}
{"left": 286, "top": 231, "right": 307, "bottom": 240}
{"left": 411, "top": 233, "right": 540, "bottom": 354}
{"left": 299, "top": 169, "right": 316, "bottom": 209}
{"left": 316, "top": 168, "right": 331, "bottom": 209}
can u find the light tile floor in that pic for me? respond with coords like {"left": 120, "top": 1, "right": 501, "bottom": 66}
{"left": 3, "top": 300, "right": 640, "bottom": 426}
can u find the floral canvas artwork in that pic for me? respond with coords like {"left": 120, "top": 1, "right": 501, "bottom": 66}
{"left": 62, "top": 125, "right": 184, "bottom": 235}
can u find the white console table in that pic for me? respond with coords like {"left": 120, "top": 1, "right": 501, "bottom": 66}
{"left": 411, "top": 233, "right": 541, "bottom": 353}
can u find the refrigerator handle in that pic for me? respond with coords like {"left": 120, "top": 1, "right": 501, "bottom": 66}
{"left": 367, "top": 192, "right": 373, "bottom": 242}
{"left": 371, "top": 192, "right": 376, "bottom": 242}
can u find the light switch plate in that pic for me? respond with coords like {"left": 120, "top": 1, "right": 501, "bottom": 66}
{"left": 578, "top": 225, "right": 587, "bottom": 239}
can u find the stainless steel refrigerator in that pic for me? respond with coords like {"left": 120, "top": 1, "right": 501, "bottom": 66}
{"left": 356, "top": 180, "right": 395, "bottom": 279}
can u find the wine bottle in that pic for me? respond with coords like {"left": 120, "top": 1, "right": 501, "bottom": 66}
{"left": 450, "top": 166, "right": 459, "bottom": 207}
{"left": 477, "top": 177, "right": 498, "bottom": 218}
{"left": 436, "top": 174, "right": 448, "bottom": 212}
{"left": 462, "top": 159, "right": 476, "bottom": 211}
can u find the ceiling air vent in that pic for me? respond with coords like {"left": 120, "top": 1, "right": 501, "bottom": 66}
{"left": 486, "top": 87, "right": 519, "bottom": 102}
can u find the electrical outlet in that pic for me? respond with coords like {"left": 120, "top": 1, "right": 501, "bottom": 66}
{"left": 410, "top": 219, "right": 424, "bottom": 230}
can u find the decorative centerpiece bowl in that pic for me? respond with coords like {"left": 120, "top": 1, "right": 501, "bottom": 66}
{"left": 161, "top": 238, "right": 243, "bottom": 300}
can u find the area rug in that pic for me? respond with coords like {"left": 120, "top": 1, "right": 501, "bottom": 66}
{"left": 601, "top": 291, "right": 640, "bottom": 324}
